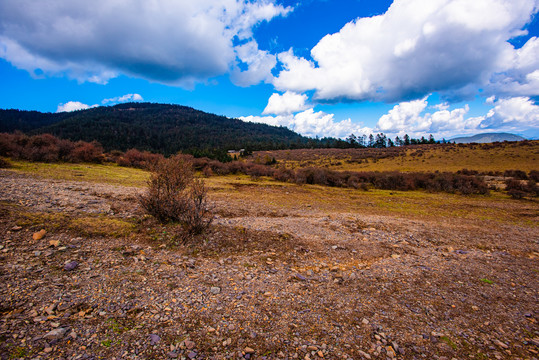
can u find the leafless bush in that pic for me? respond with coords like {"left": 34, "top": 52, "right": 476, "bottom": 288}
{"left": 138, "top": 155, "right": 213, "bottom": 237}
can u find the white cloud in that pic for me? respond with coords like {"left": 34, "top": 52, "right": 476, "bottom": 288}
{"left": 262, "top": 91, "right": 309, "bottom": 115}
{"left": 241, "top": 108, "right": 371, "bottom": 138}
{"left": 230, "top": 41, "right": 277, "bottom": 86}
{"left": 479, "top": 96, "right": 539, "bottom": 131}
{"left": 56, "top": 101, "right": 97, "bottom": 113}
{"left": 273, "top": 0, "right": 539, "bottom": 102}
{"left": 374, "top": 95, "right": 539, "bottom": 138}
{"left": 0, "top": 0, "right": 291, "bottom": 85}
{"left": 102, "top": 93, "right": 143, "bottom": 104}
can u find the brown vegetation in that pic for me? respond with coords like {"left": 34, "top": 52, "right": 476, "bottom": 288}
{"left": 138, "top": 155, "right": 212, "bottom": 239}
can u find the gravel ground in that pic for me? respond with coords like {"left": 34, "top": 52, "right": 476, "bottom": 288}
{"left": 0, "top": 169, "right": 538, "bottom": 360}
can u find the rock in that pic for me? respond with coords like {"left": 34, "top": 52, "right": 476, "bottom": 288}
{"left": 244, "top": 347, "right": 255, "bottom": 354}
{"left": 44, "top": 327, "right": 68, "bottom": 340}
{"left": 45, "top": 303, "right": 57, "bottom": 315}
{"left": 291, "top": 273, "right": 307, "bottom": 281}
{"left": 210, "top": 286, "right": 221, "bottom": 294}
{"left": 386, "top": 346, "right": 396, "bottom": 358}
{"left": 44, "top": 347, "right": 53, "bottom": 353}
{"left": 34, "top": 251, "right": 42, "bottom": 256}
{"left": 11, "top": 225, "right": 22, "bottom": 231}
{"left": 64, "top": 261, "right": 79, "bottom": 271}
{"left": 167, "top": 351, "right": 178, "bottom": 358}
{"left": 185, "top": 340, "right": 195, "bottom": 349}
{"left": 358, "top": 350, "right": 371, "bottom": 359}
{"left": 493, "top": 339, "right": 509, "bottom": 349}
{"left": 33, "top": 229, "right": 46, "bottom": 240}
{"left": 187, "top": 351, "right": 197, "bottom": 359}
{"left": 391, "top": 254, "right": 400, "bottom": 259}
{"left": 362, "top": 318, "right": 369, "bottom": 325}
{"left": 149, "top": 334, "right": 161, "bottom": 345}
{"left": 49, "top": 240, "right": 60, "bottom": 247}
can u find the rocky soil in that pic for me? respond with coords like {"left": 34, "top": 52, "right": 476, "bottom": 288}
{"left": 0, "top": 169, "right": 538, "bottom": 360}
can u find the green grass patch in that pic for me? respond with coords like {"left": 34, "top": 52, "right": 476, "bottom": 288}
{"left": 3, "top": 203, "right": 137, "bottom": 238}
{"left": 480, "top": 278, "right": 494, "bottom": 284}
{"left": 9, "top": 160, "right": 149, "bottom": 187}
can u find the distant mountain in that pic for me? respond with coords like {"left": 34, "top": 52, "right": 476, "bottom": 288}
{"left": 0, "top": 103, "right": 310, "bottom": 155}
{"left": 450, "top": 133, "right": 526, "bottom": 144}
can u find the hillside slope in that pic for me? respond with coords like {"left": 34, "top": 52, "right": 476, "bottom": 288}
{"left": 450, "top": 132, "right": 525, "bottom": 143}
{"left": 0, "top": 103, "right": 307, "bottom": 154}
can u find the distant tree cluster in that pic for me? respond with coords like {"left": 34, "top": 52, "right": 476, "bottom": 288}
{"left": 344, "top": 133, "right": 437, "bottom": 148}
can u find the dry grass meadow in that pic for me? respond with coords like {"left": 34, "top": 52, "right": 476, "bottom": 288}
{"left": 0, "top": 142, "right": 538, "bottom": 360}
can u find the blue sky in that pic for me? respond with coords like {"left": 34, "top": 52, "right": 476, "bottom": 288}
{"left": 1, "top": 0, "right": 538, "bottom": 139}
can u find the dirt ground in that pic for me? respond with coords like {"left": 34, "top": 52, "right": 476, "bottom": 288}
{"left": 0, "top": 169, "right": 538, "bottom": 360}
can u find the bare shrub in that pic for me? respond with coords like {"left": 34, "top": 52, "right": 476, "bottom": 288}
{"left": 138, "top": 155, "right": 212, "bottom": 237}
{"left": 117, "top": 148, "right": 164, "bottom": 169}
{"left": 529, "top": 170, "right": 539, "bottom": 182}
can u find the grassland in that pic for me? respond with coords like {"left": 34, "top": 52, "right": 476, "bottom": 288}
{"left": 255, "top": 140, "right": 539, "bottom": 173}
{"left": 5, "top": 159, "right": 537, "bottom": 229}
{"left": 0, "top": 152, "right": 538, "bottom": 359}
{"left": 9, "top": 159, "right": 149, "bottom": 187}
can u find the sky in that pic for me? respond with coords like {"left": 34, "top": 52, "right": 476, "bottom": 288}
{"left": 0, "top": 0, "right": 538, "bottom": 140}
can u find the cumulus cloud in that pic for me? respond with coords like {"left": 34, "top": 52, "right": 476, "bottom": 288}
{"left": 0, "top": 0, "right": 291, "bottom": 85}
{"left": 273, "top": 0, "right": 539, "bottom": 102}
{"left": 56, "top": 101, "right": 97, "bottom": 113}
{"left": 374, "top": 95, "right": 538, "bottom": 138}
{"left": 262, "top": 91, "right": 309, "bottom": 115}
{"left": 478, "top": 96, "right": 539, "bottom": 131}
{"left": 102, "top": 93, "right": 143, "bottom": 104}
{"left": 230, "top": 41, "right": 277, "bottom": 86}
{"left": 241, "top": 108, "right": 371, "bottom": 138}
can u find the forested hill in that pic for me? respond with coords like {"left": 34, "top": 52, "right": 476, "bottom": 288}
{"left": 0, "top": 103, "right": 308, "bottom": 154}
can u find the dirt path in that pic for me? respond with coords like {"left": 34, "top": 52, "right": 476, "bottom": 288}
{"left": 1, "top": 169, "right": 538, "bottom": 360}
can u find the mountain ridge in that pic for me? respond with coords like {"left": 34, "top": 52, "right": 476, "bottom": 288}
{"left": 450, "top": 132, "right": 526, "bottom": 144}
{"left": 0, "top": 102, "right": 310, "bottom": 155}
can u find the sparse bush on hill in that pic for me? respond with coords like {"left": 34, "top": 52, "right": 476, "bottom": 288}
{"left": 138, "top": 155, "right": 212, "bottom": 239}
{"left": 504, "top": 169, "right": 528, "bottom": 180}
{"left": 117, "top": 148, "right": 164, "bottom": 169}
{"left": 0, "top": 132, "right": 104, "bottom": 163}
{"left": 528, "top": 170, "right": 539, "bottom": 182}
{"left": 505, "top": 178, "right": 539, "bottom": 199}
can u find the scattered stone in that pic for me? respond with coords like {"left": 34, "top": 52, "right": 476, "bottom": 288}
{"left": 64, "top": 261, "right": 79, "bottom": 271}
{"left": 358, "top": 350, "right": 371, "bottom": 359}
{"left": 187, "top": 351, "right": 197, "bottom": 359}
{"left": 34, "top": 250, "right": 42, "bottom": 256}
{"left": 493, "top": 339, "right": 509, "bottom": 349}
{"left": 33, "top": 229, "right": 46, "bottom": 240}
{"left": 44, "top": 347, "right": 53, "bottom": 353}
{"left": 210, "top": 286, "right": 221, "bottom": 294}
{"left": 185, "top": 340, "right": 195, "bottom": 350}
{"left": 43, "top": 327, "right": 68, "bottom": 340}
{"left": 49, "top": 240, "right": 60, "bottom": 247}
{"left": 244, "top": 347, "right": 255, "bottom": 354}
{"left": 386, "top": 345, "right": 396, "bottom": 358}
{"left": 11, "top": 225, "right": 22, "bottom": 231}
{"left": 149, "top": 334, "right": 161, "bottom": 345}
{"left": 362, "top": 318, "right": 369, "bottom": 325}
{"left": 167, "top": 351, "right": 178, "bottom": 358}
{"left": 391, "top": 254, "right": 400, "bottom": 259}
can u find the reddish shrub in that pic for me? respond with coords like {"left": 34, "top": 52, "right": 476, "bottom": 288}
{"left": 117, "top": 149, "right": 164, "bottom": 169}
{"left": 69, "top": 141, "right": 104, "bottom": 163}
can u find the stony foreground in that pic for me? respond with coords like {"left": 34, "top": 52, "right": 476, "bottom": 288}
{"left": 0, "top": 169, "right": 538, "bottom": 360}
